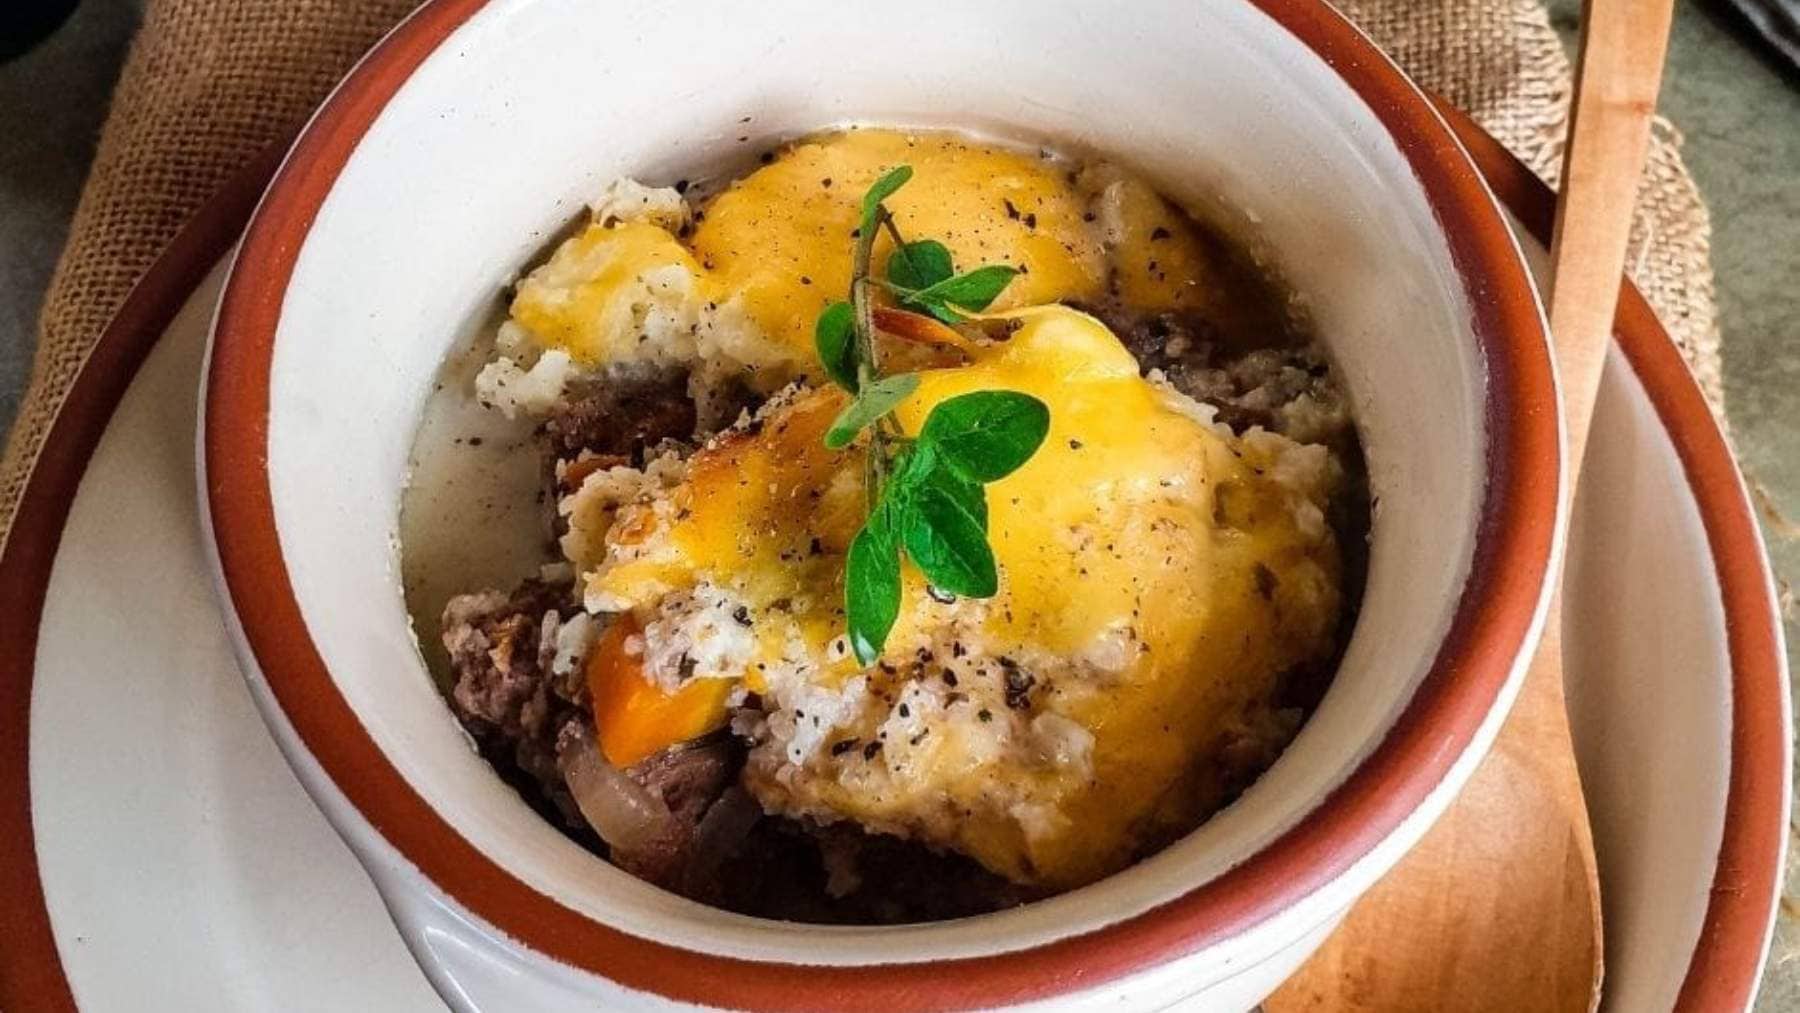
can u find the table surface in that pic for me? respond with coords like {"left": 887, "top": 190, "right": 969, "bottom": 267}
{"left": 2, "top": 0, "right": 1795, "bottom": 1005}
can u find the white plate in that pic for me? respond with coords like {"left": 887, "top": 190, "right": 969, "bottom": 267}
{"left": 20, "top": 257, "right": 440, "bottom": 1012}
{"left": 0, "top": 133, "right": 1784, "bottom": 1011}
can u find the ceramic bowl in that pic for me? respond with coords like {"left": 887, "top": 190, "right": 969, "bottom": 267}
{"left": 201, "top": 0, "right": 1561, "bottom": 1008}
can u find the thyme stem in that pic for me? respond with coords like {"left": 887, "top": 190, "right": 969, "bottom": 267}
{"left": 851, "top": 209, "right": 911, "bottom": 505}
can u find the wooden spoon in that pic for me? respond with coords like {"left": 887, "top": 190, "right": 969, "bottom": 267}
{"left": 1267, "top": 2, "right": 1675, "bottom": 1009}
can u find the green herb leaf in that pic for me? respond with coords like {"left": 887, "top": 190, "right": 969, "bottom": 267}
{"left": 845, "top": 506, "right": 901, "bottom": 664}
{"left": 814, "top": 301, "right": 858, "bottom": 392}
{"left": 926, "top": 465, "right": 987, "bottom": 533}
{"left": 919, "top": 391, "right": 1051, "bottom": 482}
{"left": 859, "top": 165, "right": 914, "bottom": 238}
{"left": 824, "top": 373, "right": 920, "bottom": 450}
{"left": 886, "top": 239, "right": 954, "bottom": 291}
{"left": 904, "top": 264, "right": 1018, "bottom": 321}
{"left": 892, "top": 445, "right": 987, "bottom": 532}
{"left": 899, "top": 478, "right": 998, "bottom": 598}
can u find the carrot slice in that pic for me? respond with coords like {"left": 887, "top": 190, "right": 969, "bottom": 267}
{"left": 587, "top": 614, "right": 733, "bottom": 768}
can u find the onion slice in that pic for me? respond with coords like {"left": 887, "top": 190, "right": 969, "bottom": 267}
{"left": 558, "top": 723, "right": 676, "bottom": 855}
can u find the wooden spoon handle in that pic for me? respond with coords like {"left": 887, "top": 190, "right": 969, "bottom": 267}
{"left": 1548, "top": 0, "right": 1677, "bottom": 473}
{"left": 1541, "top": 4, "right": 1676, "bottom": 1005}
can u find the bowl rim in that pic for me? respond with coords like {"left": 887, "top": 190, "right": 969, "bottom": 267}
{"left": 201, "top": 0, "right": 1560, "bottom": 1008}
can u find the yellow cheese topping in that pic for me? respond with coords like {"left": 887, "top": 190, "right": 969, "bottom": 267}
{"left": 506, "top": 130, "right": 1118, "bottom": 382}
{"left": 692, "top": 131, "right": 1106, "bottom": 360}
{"left": 589, "top": 307, "right": 1342, "bottom": 889}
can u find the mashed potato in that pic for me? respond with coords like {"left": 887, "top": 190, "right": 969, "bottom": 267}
{"left": 568, "top": 307, "right": 1341, "bottom": 889}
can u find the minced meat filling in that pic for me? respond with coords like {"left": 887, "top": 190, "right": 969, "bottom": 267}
{"left": 443, "top": 587, "right": 741, "bottom": 894}
{"left": 443, "top": 579, "right": 588, "bottom": 827}
{"left": 1081, "top": 301, "right": 1354, "bottom": 451}
{"left": 543, "top": 368, "right": 696, "bottom": 466}
{"left": 707, "top": 819, "right": 1032, "bottom": 924}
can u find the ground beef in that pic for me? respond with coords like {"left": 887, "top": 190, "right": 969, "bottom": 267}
{"left": 1098, "top": 305, "right": 1230, "bottom": 375}
{"left": 708, "top": 820, "right": 1033, "bottom": 924}
{"left": 1081, "top": 303, "right": 1352, "bottom": 447}
{"left": 444, "top": 572, "right": 753, "bottom": 892}
{"left": 543, "top": 368, "right": 696, "bottom": 465}
{"left": 631, "top": 736, "right": 737, "bottom": 819}
{"left": 442, "top": 579, "right": 588, "bottom": 827}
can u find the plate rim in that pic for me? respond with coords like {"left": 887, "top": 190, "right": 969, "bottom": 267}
{"left": 0, "top": 101, "right": 1782, "bottom": 1013}
{"left": 0, "top": 145, "right": 282, "bottom": 1013}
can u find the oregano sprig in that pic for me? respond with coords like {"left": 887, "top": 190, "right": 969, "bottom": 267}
{"left": 812, "top": 166, "right": 1050, "bottom": 664}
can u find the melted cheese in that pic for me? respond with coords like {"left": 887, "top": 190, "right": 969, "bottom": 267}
{"left": 587, "top": 307, "right": 1342, "bottom": 889}
{"left": 505, "top": 130, "right": 1107, "bottom": 381}
{"left": 693, "top": 131, "right": 1106, "bottom": 365}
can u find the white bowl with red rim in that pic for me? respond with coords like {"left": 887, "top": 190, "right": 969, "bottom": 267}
{"left": 200, "top": 0, "right": 1562, "bottom": 1008}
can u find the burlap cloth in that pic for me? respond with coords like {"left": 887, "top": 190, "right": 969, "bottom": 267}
{"left": 0, "top": 0, "right": 1723, "bottom": 540}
